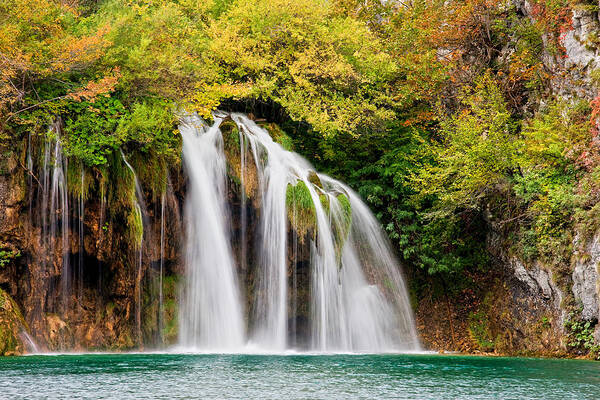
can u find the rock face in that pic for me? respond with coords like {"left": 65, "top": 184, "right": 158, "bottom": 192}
{"left": 572, "top": 233, "right": 600, "bottom": 343}
{"left": 0, "top": 288, "right": 28, "bottom": 356}
{"left": 415, "top": 227, "right": 600, "bottom": 356}
{"left": 0, "top": 145, "right": 28, "bottom": 355}
{"left": 519, "top": 0, "right": 600, "bottom": 99}
{"left": 415, "top": 253, "right": 567, "bottom": 356}
{"left": 0, "top": 134, "right": 186, "bottom": 353}
{"left": 416, "top": 228, "right": 569, "bottom": 356}
{"left": 505, "top": 258, "right": 566, "bottom": 351}
{"left": 512, "top": 259, "right": 562, "bottom": 307}
{"left": 572, "top": 234, "right": 600, "bottom": 322}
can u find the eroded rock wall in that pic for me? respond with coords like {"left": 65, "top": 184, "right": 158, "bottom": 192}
{"left": 0, "top": 136, "right": 186, "bottom": 353}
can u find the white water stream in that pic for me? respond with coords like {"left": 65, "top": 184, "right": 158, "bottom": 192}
{"left": 179, "top": 115, "right": 246, "bottom": 350}
{"left": 178, "top": 112, "right": 420, "bottom": 352}
{"left": 24, "top": 113, "right": 418, "bottom": 354}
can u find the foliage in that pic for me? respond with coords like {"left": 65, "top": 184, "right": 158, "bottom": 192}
{"left": 62, "top": 95, "right": 129, "bottom": 166}
{"left": 468, "top": 310, "right": 496, "bottom": 352}
{"left": 0, "top": 0, "right": 108, "bottom": 122}
{"left": 415, "top": 73, "right": 519, "bottom": 216}
{"left": 510, "top": 100, "right": 592, "bottom": 264}
{"left": 0, "top": 248, "right": 20, "bottom": 268}
{"left": 331, "top": 193, "right": 353, "bottom": 260}
{"left": 260, "top": 122, "right": 293, "bottom": 151}
{"left": 199, "top": 0, "right": 399, "bottom": 134}
{"left": 2, "top": 0, "right": 599, "bottom": 304}
{"left": 565, "top": 313, "right": 600, "bottom": 358}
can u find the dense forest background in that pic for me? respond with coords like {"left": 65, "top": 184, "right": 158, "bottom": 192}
{"left": 2, "top": 0, "right": 600, "bottom": 356}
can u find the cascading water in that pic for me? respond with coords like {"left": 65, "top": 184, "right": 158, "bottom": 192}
{"left": 178, "top": 112, "right": 419, "bottom": 352}
{"left": 179, "top": 115, "right": 245, "bottom": 350}
{"left": 237, "top": 116, "right": 290, "bottom": 350}
{"left": 77, "top": 168, "right": 85, "bottom": 303}
{"left": 158, "top": 191, "right": 166, "bottom": 345}
{"left": 121, "top": 152, "right": 149, "bottom": 342}
{"left": 41, "top": 122, "right": 71, "bottom": 313}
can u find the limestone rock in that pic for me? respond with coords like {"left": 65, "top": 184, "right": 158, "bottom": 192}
{"left": 573, "top": 234, "right": 600, "bottom": 322}
{"left": 511, "top": 258, "right": 562, "bottom": 307}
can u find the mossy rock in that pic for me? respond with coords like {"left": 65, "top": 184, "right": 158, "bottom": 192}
{"left": 162, "top": 276, "right": 179, "bottom": 344}
{"left": 127, "top": 204, "right": 144, "bottom": 248}
{"left": 331, "top": 193, "right": 352, "bottom": 261}
{"left": 337, "top": 194, "right": 352, "bottom": 225}
{"left": 221, "top": 120, "right": 259, "bottom": 201}
{"left": 258, "top": 122, "right": 293, "bottom": 151}
{"left": 220, "top": 120, "right": 240, "bottom": 143}
{"left": 286, "top": 181, "right": 317, "bottom": 240}
{"left": 128, "top": 151, "right": 171, "bottom": 199}
{"left": 286, "top": 181, "right": 353, "bottom": 251}
{"left": 307, "top": 171, "right": 322, "bottom": 189}
{"left": 221, "top": 120, "right": 241, "bottom": 160}
{"left": 0, "top": 289, "right": 28, "bottom": 356}
{"left": 468, "top": 310, "right": 496, "bottom": 352}
{"left": 141, "top": 273, "right": 179, "bottom": 346}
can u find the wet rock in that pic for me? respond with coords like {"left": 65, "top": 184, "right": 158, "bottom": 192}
{"left": 0, "top": 288, "right": 28, "bottom": 356}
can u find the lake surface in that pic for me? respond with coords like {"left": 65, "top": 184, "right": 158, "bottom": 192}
{"left": 2, "top": 352, "right": 600, "bottom": 399}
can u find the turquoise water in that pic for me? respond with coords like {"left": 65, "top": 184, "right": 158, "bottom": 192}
{"left": 1, "top": 353, "right": 600, "bottom": 399}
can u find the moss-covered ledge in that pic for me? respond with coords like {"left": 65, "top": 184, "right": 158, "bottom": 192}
{"left": 0, "top": 288, "right": 28, "bottom": 356}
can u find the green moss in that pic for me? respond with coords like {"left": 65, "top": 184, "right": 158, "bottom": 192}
{"left": 337, "top": 193, "right": 352, "bottom": 229}
{"left": 0, "top": 288, "right": 27, "bottom": 355}
{"left": 128, "top": 204, "right": 144, "bottom": 248}
{"left": 162, "top": 276, "right": 179, "bottom": 344}
{"left": 319, "top": 194, "right": 330, "bottom": 215}
{"left": 101, "top": 151, "right": 137, "bottom": 212}
{"left": 220, "top": 120, "right": 240, "bottom": 153}
{"left": 0, "top": 325, "right": 17, "bottom": 355}
{"left": 220, "top": 119, "right": 245, "bottom": 191}
{"left": 103, "top": 153, "right": 144, "bottom": 248}
{"left": 331, "top": 193, "right": 352, "bottom": 260}
{"left": 286, "top": 182, "right": 353, "bottom": 251}
{"left": 286, "top": 181, "right": 317, "bottom": 239}
{"left": 259, "top": 122, "right": 293, "bottom": 151}
{"left": 129, "top": 152, "right": 169, "bottom": 200}
{"left": 468, "top": 310, "right": 495, "bottom": 352}
{"left": 66, "top": 161, "right": 93, "bottom": 201}
{"left": 308, "top": 171, "right": 323, "bottom": 189}
{"left": 141, "top": 270, "right": 180, "bottom": 346}
{"left": 0, "top": 247, "right": 21, "bottom": 268}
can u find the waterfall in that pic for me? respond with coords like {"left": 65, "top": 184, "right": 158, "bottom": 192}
{"left": 236, "top": 116, "right": 289, "bottom": 350}
{"left": 77, "top": 168, "right": 84, "bottom": 303}
{"left": 20, "top": 330, "right": 39, "bottom": 354}
{"left": 238, "top": 129, "right": 248, "bottom": 304}
{"left": 158, "top": 191, "right": 166, "bottom": 345}
{"left": 97, "top": 188, "right": 106, "bottom": 297}
{"left": 121, "top": 152, "right": 149, "bottom": 343}
{"left": 41, "top": 122, "right": 70, "bottom": 314}
{"left": 179, "top": 115, "right": 245, "bottom": 350}
{"left": 178, "top": 112, "right": 419, "bottom": 352}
